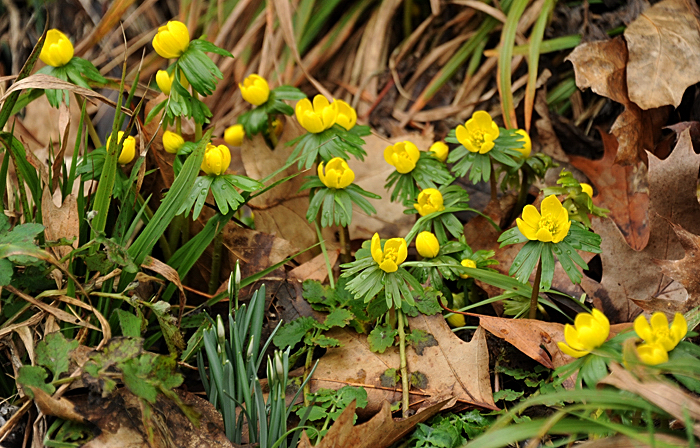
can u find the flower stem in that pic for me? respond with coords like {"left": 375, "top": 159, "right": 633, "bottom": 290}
{"left": 529, "top": 257, "right": 542, "bottom": 319}
{"left": 267, "top": 115, "right": 279, "bottom": 148}
{"left": 339, "top": 224, "right": 351, "bottom": 264}
{"left": 303, "top": 332, "right": 318, "bottom": 407}
{"left": 397, "top": 307, "right": 410, "bottom": 418}
{"left": 314, "top": 221, "right": 335, "bottom": 289}
{"left": 489, "top": 158, "right": 498, "bottom": 202}
{"left": 208, "top": 229, "right": 224, "bottom": 295}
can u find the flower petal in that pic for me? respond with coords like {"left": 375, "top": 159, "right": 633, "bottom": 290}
{"left": 516, "top": 218, "right": 538, "bottom": 240}
{"left": 650, "top": 312, "right": 669, "bottom": 332}
{"left": 671, "top": 312, "right": 688, "bottom": 341}
{"left": 541, "top": 195, "right": 563, "bottom": 217}
{"left": 634, "top": 314, "right": 653, "bottom": 342}
{"left": 371, "top": 233, "right": 383, "bottom": 265}
{"left": 379, "top": 259, "right": 398, "bottom": 273}
{"left": 558, "top": 341, "right": 589, "bottom": 358}
{"left": 521, "top": 205, "right": 541, "bottom": 228}
{"left": 535, "top": 228, "right": 553, "bottom": 242}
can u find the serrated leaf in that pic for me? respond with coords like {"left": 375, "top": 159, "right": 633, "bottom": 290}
{"left": 493, "top": 389, "right": 524, "bottom": 402}
{"left": 367, "top": 324, "right": 397, "bottom": 353}
{"left": 36, "top": 332, "right": 78, "bottom": 381}
{"left": 313, "top": 335, "right": 341, "bottom": 348}
{"left": 149, "top": 301, "right": 185, "bottom": 356}
{"left": 0, "top": 258, "right": 12, "bottom": 285}
{"left": 406, "top": 329, "right": 437, "bottom": 355}
{"left": 273, "top": 316, "right": 318, "bottom": 349}
{"left": 17, "top": 365, "right": 54, "bottom": 398}
{"left": 322, "top": 308, "right": 354, "bottom": 330}
{"left": 115, "top": 309, "right": 142, "bottom": 338}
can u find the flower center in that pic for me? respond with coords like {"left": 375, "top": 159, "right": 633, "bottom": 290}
{"left": 538, "top": 214, "right": 559, "bottom": 234}
{"left": 653, "top": 328, "right": 670, "bottom": 342}
{"left": 469, "top": 130, "right": 486, "bottom": 149}
{"left": 383, "top": 246, "right": 399, "bottom": 263}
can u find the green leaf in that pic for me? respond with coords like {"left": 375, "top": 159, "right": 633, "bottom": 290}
{"left": 189, "top": 39, "right": 234, "bottom": 58}
{"left": 322, "top": 308, "right": 354, "bottom": 330}
{"left": 312, "top": 335, "right": 341, "bottom": 348}
{"left": 116, "top": 309, "right": 142, "bottom": 338}
{"left": 406, "top": 329, "right": 437, "bottom": 355}
{"left": 367, "top": 324, "right": 397, "bottom": 353}
{"left": 509, "top": 240, "right": 544, "bottom": 284}
{"left": 273, "top": 316, "right": 318, "bottom": 349}
{"left": 17, "top": 365, "right": 54, "bottom": 398}
{"left": 303, "top": 280, "right": 327, "bottom": 304}
{"left": 295, "top": 405, "right": 328, "bottom": 422}
{"left": 36, "top": 332, "right": 79, "bottom": 381}
{"left": 148, "top": 301, "right": 185, "bottom": 355}
{"left": 493, "top": 389, "right": 525, "bottom": 402}
{"left": 178, "top": 48, "right": 223, "bottom": 96}
{"left": 0, "top": 258, "right": 12, "bottom": 285}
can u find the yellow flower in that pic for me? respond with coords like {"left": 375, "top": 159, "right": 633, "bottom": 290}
{"left": 455, "top": 111, "right": 500, "bottom": 154}
{"left": 106, "top": 131, "right": 136, "bottom": 165}
{"left": 580, "top": 183, "right": 593, "bottom": 197}
{"left": 414, "top": 188, "right": 445, "bottom": 217}
{"left": 637, "top": 343, "right": 669, "bottom": 365}
{"left": 39, "top": 29, "right": 74, "bottom": 67}
{"left": 239, "top": 74, "right": 270, "bottom": 106}
{"left": 201, "top": 143, "right": 231, "bottom": 176}
{"left": 514, "top": 129, "right": 531, "bottom": 158}
{"left": 557, "top": 309, "right": 610, "bottom": 358}
{"left": 295, "top": 95, "right": 338, "bottom": 133}
{"left": 224, "top": 124, "right": 245, "bottom": 146}
{"left": 634, "top": 312, "right": 687, "bottom": 352}
{"left": 384, "top": 141, "right": 420, "bottom": 174}
{"left": 335, "top": 100, "right": 357, "bottom": 130}
{"left": 416, "top": 231, "right": 439, "bottom": 258}
{"left": 460, "top": 259, "right": 476, "bottom": 279}
{"left": 429, "top": 141, "right": 449, "bottom": 162}
{"left": 156, "top": 70, "right": 188, "bottom": 95}
{"left": 318, "top": 157, "right": 354, "bottom": 189}
{"left": 446, "top": 313, "right": 466, "bottom": 328}
{"left": 271, "top": 118, "right": 284, "bottom": 137}
{"left": 162, "top": 131, "right": 184, "bottom": 154}
{"left": 371, "top": 233, "right": 407, "bottom": 273}
{"left": 152, "top": 21, "right": 190, "bottom": 59}
{"left": 516, "top": 195, "right": 572, "bottom": 243}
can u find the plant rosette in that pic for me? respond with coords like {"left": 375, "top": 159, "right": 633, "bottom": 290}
{"left": 404, "top": 185, "right": 483, "bottom": 244}
{"left": 177, "top": 143, "right": 263, "bottom": 218}
{"left": 301, "top": 158, "right": 380, "bottom": 228}
{"left": 287, "top": 96, "right": 367, "bottom": 169}
{"left": 410, "top": 237, "right": 467, "bottom": 291}
{"left": 237, "top": 81, "right": 307, "bottom": 138}
{"left": 146, "top": 67, "right": 210, "bottom": 128}
{"left": 543, "top": 169, "right": 609, "bottom": 229}
{"left": 341, "top": 234, "right": 424, "bottom": 309}
{"left": 384, "top": 146, "right": 454, "bottom": 204}
{"left": 500, "top": 152, "right": 556, "bottom": 195}
{"left": 445, "top": 111, "right": 525, "bottom": 184}
{"left": 37, "top": 29, "right": 106, "bottom": 107}
{"left": 498, "top": 194, "right": 602, "bottom": 290}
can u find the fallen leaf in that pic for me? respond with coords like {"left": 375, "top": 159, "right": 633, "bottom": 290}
{"left": 298, "top": 396, "right": 450, "bottom": 448}
{"left": 534, "top": 89, "right": 568, "bottom": 162}
{"left": 41, "top": 189, "right": 79, "bottom": 261}
{"left": 29, "top": 386, "right": 86, "bottom": 424}
{"left": 600, "top": 362, "right": 700, "bottom": 437}
{"left": 289, "top": 250, "right": 340, "bottom": 282}
{"left": 306, "top": 314, "right": 495, "bottom": 418}
{"left": 624, "top": 0, "right": 700, "bottom": 110}
{"left": 653, "top": 223, "right": 700, "bottom": 313}
{"left": 570, "top": 129, "right": 649, "bottom": 251}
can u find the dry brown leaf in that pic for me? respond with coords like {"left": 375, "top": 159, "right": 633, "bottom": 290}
{"left": 299, "top": 396, "right": 450, "bottom": 448}
{"left": 600, "top": 362, "right": 700, "bottom": 437}
{"left": 307, "top": 314, "right": 495, "bottom": 418}
{"left": 41, "top": 189, "right": 79, "bottom": 261}
{"left": 570, "top": 129, "right": 649, "bottom": 251}
{"left": 624, "top": 0, "right": 700, "bottom": 110}
{"left": 222, "top": 225, "right": 298, "bottom": 280}
{"left": 289, "top": 250, "right": 340, "bottom": 282}
{"left": 30, "top": 386, "right": 86, "bottom": 423}
{"left": 534, "top": 89, "right": 568, "bottom": 162}
{"left": 654, "top": 224, "right": 700, "bottom": 313}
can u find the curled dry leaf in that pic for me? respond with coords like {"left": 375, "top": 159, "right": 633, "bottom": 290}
{"left": 653, "top": 223, "right": 700, "bottom": 314}
{"left": 624, "top": 0, "right": 700, "bottom": 110}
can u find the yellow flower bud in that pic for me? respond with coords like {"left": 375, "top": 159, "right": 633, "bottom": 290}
{"left": 516, "top": 195, "right": 572, "bottom": 243}
{"left": 460, "top": 259, "right": 476, "bottom": 279}
{"left": 455, "top": 111, "right": 500, "bottom": 154}
{"left": 371, "top": 233, "right": 407, "bottom": 273}
{"left": 429, "top": 141, "right": 449, "bottom": 162}
{"left": 637, "top": 342, "right": 669, "bottom": 365}
{"left": 318, "top": 157, "right": 354, "bottom": 189}
{"left": 416, "top": 231, "right": 439, "bottom": 258}
{"left": 557, "top": 309, "right": 610, "bottom": 358}
{"left": 634, "top": 312, "right": 687, "bottom": 353}
{"left": 295, "top": 95, "right": 338, "bottom": 133}
{"left": 106, "top": 131, "right": 136, "bottom": 165}
{"left": 239, "top": 74, "right": 270, "bottom": 106}
{"left": 156, "top": 70, "right": 188, "bottom": 95}
{"left": 446, "top": 313, "right": 466, "bottom": 328}
{"left": 201, "top": 143, "right": 231, "bottom": 176}
{"left": 414, "top": 188, "right": 445, "bottom": 217}
{"left": 224, "top": 124, "right": 245, "bottom": 146}
{"left": 514, "top": 129, "right": 531, "bottom": 158}
{"left": 384, "top": 141, "right": 420, "bottom": 174}
{"left": 335, "top": 100, "right": 357, "bottom": 130}
{"left": 39, "top": 29, "right": 74, "bottom": 67}
{"left": 271, "top": 118, "right": 284, "bottom": 137}
{"left": 580, "top": 183, "right": 593, "bottom": 198}
{"left": 152, "top": 21, "right": 190, "bottom": 59}
{"left": 162, "top": 131, "right": 184, "bottom": 154}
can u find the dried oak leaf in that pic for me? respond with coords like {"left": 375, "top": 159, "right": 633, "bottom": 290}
{"left": 570, "top": 129, "right": 649, "bottom": 251}
{"left": 625, "top": 0, "right": 700, "bottom": 110}
{"left": 653, "top": 223, "right": 700, "bottom": 313}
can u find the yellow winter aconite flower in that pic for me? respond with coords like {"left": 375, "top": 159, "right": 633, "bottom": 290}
{"left": 634, "top": 312, "right": 687, "bottom": 352}
{"left": 201, "top": 143, "right": 231, "bottom": 176}
{"left": 557, "top": 309, "right": 610, "bottom": 358}
{"left": 416, "top": 231, "right": 439, "bottom": 258}
{"left": 455, "top": 111, "right": 500, "bottom": 154}
{"left": 514, "top": 129, "right": 531, "bottom": 158}
{"left": 162, "top": 131, "right": 184, "bottom": 154}
{"left": 384, "top": 141, "right": 420, "bottom": 174}
{"left": 335, "top": 100, "right": 357, "bottom": 130}
{"left": 271, "top": 118, "right": 284, "bottom": 137}
{"left": 429, "top": 141, "right": 449, "bottom": 162}
{"left": 295, "top": 95, "right": 338, "bottom": 133}
{"left": 106, "top": 131, "right": 136, "bottom": 165}
{"left": 446, "top": 313, "right": 466, "bottom": 328}
{"left": 40, "top": 29, "right": 74, "bottom": 67}
{"left": 371, "top": 233, "right": 407, "bottom": 273}
{"left": 318, "top": 157, "right": 354, "bottom": 189}
{"left": 224, "top": 124, "right": 245, "bottom": 146}
{"left": 152, "top": 21, "right": 190, "bottom": 59}
{"left": 516, "top": 195, "right": 572, "bottom": 243}
{"left": 239, "top": 74, "right": 270, "bottom": 106}
{"left": 156, "top": 70, "right": 188, "bottom": 95}
{"left": 414, "top": 188, "right": 445, "bottom": 217}
{"left": 580, "top": 183, "right": 593, "bottom": 198}
{"left": 460, "top": 259, "right": 476, "bottom": 279}
{"left": 637, "top": 343, "right": 669, "bottom": 365}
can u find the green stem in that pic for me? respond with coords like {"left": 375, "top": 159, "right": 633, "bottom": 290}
{"left": 267, "top": 115, "right": 279, "bottom": 148}
{"left": 489, "top": 158, "right": 497, "bottom": 202}
{"left": 339, "top": 225, "right": 351, "bottom": 264}
{"left": 529, "top": 258, "right": 542, "bottom": 319}
{"left": 314, "top": 221, "right": 335, "bottom": 289}
{"left": 193, "top": 90, "right": 202, "bottom": 141}
{"left": 176, "top": 116, "right": 182, "bottom": 136}
{"left": 208, "top": 229, "right": 224, "bottom": 294}
{"left": 303, "top": 341, "right": 316, "bottom": 407}
{"left": 397, "top": 307, "right": 410, "bottom": 418}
